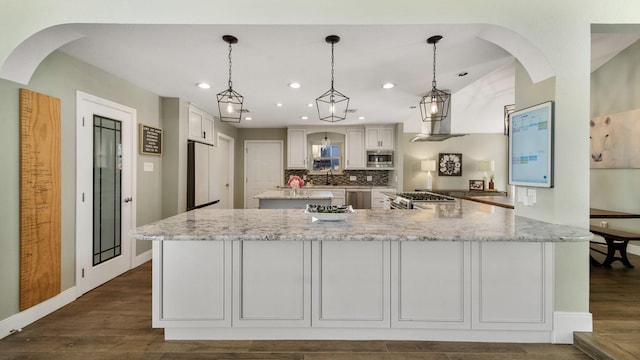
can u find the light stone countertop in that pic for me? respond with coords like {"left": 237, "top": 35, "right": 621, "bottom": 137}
{"left": 255, "top": 189, "right": 333, "bottom": 199}
{"left": 131, "top": 200, "right": 593, "bottom": 243}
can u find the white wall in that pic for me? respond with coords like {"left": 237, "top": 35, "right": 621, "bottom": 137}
{"left": 403, "top": 134, "right": 508, "bottom": 192}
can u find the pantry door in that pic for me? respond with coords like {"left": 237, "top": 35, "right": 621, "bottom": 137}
{"left": 76, "top": 91, "right": 136, "bottom": 296}
{"left": 244, "top": 141, "right": 283, "bottom": 209}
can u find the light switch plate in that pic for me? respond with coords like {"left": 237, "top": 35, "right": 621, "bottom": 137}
{"left": 349, "top": 176, "right": 356, "bottom": 181}
{"left": 144, "top": 162, "right": 154, "bottom": 172}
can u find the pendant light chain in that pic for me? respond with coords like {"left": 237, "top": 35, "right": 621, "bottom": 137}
{"left": 431, "top": 41, "right": 437, "bottom": 91}
{"left": 330, "top": 41, "right": 335, "bottom": 90}
{"left": 227, "top": 41, "right": 233, "bottom": 90}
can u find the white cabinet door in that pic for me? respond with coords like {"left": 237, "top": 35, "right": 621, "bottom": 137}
{"left": 391, "top": 241, "right": 471, "bottom": 329}
{"left": 371, "top": 188, "right": 394, "bottom": 209}
{"left": 287, "top": 128, "right": 307, "bottom": 169}
{"left": 345, "top": 128, "right": 365, "bottom": 169}
{"left": 188, "top": 104, "right": 215, "bottom": 145}
{"left": 365, "top": 127, "right": 394, "bottom": 150}
{"left": 233, "top": 241, "right": 311, "bottom": 327}
{"left": 329, "top": 189, "right": 345, "bottom": 206}
{"left": 156, "top": 241, "right": 231, "bottom": 327}
{"left": 472, "top": 242, "right": 552, "bottom": 330}
{"left": 379, "top": 127, "right": 394, "bottom": 149}
{"left": 312, "top": 241, "right": 390, "bottom": 328}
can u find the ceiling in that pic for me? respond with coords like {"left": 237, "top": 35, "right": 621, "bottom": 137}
{"left": 57, "top": 24, "right": 640, "bottom": 129}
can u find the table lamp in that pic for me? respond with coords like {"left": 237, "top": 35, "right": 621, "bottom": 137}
{"left": 477, "top": 160, "right": 494, "bottom": 188}
{"left": 421, "top": 159, "right": 436, "bottom": 190}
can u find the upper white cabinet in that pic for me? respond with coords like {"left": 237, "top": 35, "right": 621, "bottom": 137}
{"left": 188, "top": 104, "right": 215, "bottom": 145}
{"left": 365, "top": 126, "right": 394, "bottom": 150}
{"left": 287, "top": 128, "right": 308, "bottom": 169}
{"left": 345, "top": 128, "right": 366, "bottom": 169}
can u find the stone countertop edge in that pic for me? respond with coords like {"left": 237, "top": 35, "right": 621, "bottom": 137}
{"left": 130, "top": 200, "right": 593, "bottom": 243}
{"left": 255, "top": 189, "right": 334, "bottom": 199}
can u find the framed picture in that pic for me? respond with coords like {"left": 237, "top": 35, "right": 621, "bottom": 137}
{"left": 438, "top": 153, "right": 462, "bottom": 176}
{"left": 469, "top": 179, "right": 485, "bottom": 191}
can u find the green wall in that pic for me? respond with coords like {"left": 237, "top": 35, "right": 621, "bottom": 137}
{"left": 0, "top": 51, "right": 164, "bottom": 320}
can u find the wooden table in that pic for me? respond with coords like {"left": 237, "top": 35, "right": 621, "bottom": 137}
{"left": 589, "top": 208, "right": 640, "bottom": 268}
{"left": 590, "top": 208, "right": 640, "bottom": 218}
{"left": 462, "top": 196, "right": 514, "bottom": 209}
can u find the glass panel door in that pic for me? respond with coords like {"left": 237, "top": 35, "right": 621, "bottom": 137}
{"left": 93, "top": 115, "right": 122, "bottom": 266}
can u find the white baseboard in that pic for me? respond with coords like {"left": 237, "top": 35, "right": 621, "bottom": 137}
{"left": 553, "top": 311, "right": 592, "bottom": 344}
{"left": 628, "top": 243, "right": 640, "bottom": 256}
{"left": 133, "top": 248, "right": 152, "bottom": 267}
{"left": 0, "top": 287, "right": 77, "bottom": 340}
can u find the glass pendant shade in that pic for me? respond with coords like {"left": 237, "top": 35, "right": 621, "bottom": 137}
{"left": 217, "top": 35, "right": 244, "bottom": 123}
{"left": 322, "top": 133, "right": 331, "bottom": 150}
{"left": 316, "top": 35, "right": 349, "bottom": 123}
{"left": 420, "top": 35, "right": 451, "bottom": 123}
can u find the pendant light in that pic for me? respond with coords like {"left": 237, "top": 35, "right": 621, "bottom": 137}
{"left": 419, "top": 35, "right": 451, "bottom": 123}
{"left": 217, "top": 35, "right": 244, "bottom": 123}
{"left": 322, "top": 132, "right": 331, "bottom": 150}
{"left": 316, "top": 35, "right": 349, "bottom": 123}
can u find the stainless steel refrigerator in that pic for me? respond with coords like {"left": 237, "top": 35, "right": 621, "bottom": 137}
{"left": 187, "top": 141, "right": 220, "bottom": 210}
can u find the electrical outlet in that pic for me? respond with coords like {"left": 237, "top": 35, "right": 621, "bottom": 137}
{"left": 349, "top": 176, "right": 357, "bottom": 181}
{"left": 303, "top": 175, "right": 307, "bottom": 180}
{"left": 367, "top": 176, "right": 373, "bottom": 182}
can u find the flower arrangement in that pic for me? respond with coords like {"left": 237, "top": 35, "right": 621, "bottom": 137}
{"left": 288, "top": 175, "right": 305, "bottom": 189}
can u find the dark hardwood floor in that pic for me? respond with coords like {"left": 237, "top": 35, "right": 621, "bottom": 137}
{"left": 1, "top": 250, "right": 639, "bottom": 360}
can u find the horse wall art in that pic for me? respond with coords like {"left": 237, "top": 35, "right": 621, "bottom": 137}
{"left": 590, "top": 108, "right": 640, "bottom": 169}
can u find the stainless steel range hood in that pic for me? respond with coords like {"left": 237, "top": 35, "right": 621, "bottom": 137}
{"left": 410, "top": 114, "right": 466, "bottom": 142}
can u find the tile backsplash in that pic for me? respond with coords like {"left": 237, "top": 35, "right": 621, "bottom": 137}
{"left": 285, "top": 170, "right": 389, "bottom": 186}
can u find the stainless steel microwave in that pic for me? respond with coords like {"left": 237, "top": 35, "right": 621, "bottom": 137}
{"left": 366, "top": 150, "right": 394, "bottom": 168}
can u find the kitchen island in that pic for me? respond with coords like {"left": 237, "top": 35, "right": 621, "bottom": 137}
{"left": 131, "top": 200, "right": 592, "bottom": 343}
{"left": 254, "top": 189, "right": 333, "bottom": 209}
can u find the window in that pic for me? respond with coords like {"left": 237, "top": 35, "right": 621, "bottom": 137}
{"left": 311, "top": 143, "right": 342, "bottom": 172}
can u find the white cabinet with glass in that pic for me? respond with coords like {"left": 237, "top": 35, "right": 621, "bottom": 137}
{"left": 287, "top": 128, "right": 308, "bottom": 169}
{"left": 345, "top": 128, "right": 366, "bottom": 169}
{"left": 365, "top": 126, "right": 394, "bottom": 150}
{"left": 188, "top": 104, "right": 215, "bottom": 145}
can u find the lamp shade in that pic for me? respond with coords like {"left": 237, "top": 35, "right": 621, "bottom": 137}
{"left": 477, "top": 160, "right": 494, "bottom": 172}
{"left": 421, "top": 159, "right": 436, "bottom": 172}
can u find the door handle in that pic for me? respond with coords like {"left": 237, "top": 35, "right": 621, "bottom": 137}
{"left": 123, "top": 197, "right": 133, "bottom": 203}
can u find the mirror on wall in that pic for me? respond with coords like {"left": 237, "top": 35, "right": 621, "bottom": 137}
{"left": 307, "top": 132, "right": 344, "bottom": 174}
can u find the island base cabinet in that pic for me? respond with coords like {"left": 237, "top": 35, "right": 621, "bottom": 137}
{"left": 391, "top": 241, "right": 471, "bottom": 329}
{"left": 233, "top": 241, "right": 311, "bottom": 327}
{"left": 312, "top": 241, "right": 390, "bottom": 328}
{"left": 472, "top": 242, "right": 553, "bottom": 331}
{"left": 153, "top": 241, "right": 232, "bottom": 328}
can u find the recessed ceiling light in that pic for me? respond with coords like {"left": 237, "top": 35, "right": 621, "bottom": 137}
{"left": 358, "top": 116, "right": 365, "bottom": 120}
{"left": 196, "top": 82, "right": 210, "bottom": 89}
{"left": 276, "top": 103, "right": 283, "bottom": 107}
{"left": 289, "top": 82, "right": 301, "bottom": 89}
{"left": 307, "top": 103, "right": 313, "bottom": 107}
{"left": 457, "top": 71, "right": 469, "bottom": 77}
{"left": 382, "top": 83, "right": 395, "bottom": 89}
{"left": 301, "top": 116, "right": 308, "bottom": 120}
{"left": 245, "top": 117, "right": 252, "bottom": 121}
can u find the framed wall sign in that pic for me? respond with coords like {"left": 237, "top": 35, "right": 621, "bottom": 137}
{"left": 438, "top": 153, "right": 462, "bottom": 176}
{"left": 139, "top": 124, "right": 162, "bottom": 155}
